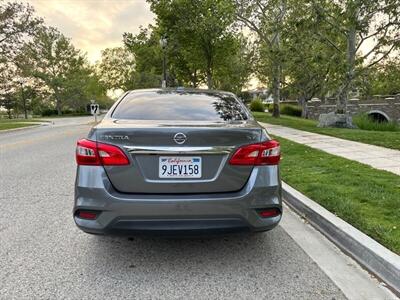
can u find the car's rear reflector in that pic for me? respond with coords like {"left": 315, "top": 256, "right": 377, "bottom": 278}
{"left": 77, "top": 211, "right": 98, "bottom": 220}
{"left": 76, "top": 139, "right": 129, "bottom": 166}
{"left": 229, "top": 140, "right": 280, "bottom": 165}
{"left": 258, "top": 208, "right": 281, "bottom": 218}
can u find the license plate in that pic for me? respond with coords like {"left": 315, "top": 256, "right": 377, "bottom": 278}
{"left": 159, "top": 156, "right": 202, "bottom": 178}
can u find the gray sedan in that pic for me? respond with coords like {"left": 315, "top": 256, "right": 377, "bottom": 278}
{"left": 74, "top": 88, "right": 282, "bottom": 235}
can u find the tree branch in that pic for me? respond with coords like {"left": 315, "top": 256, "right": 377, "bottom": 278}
{"left": 314, "top": 32, "right": 343, "bottom": 53}
{"left": 236, "top": 14, "right": 272, "bottom": 46}
{"left": 311, "top": 0, "right": 348, "bottom": 36}
{"left": 364, "top": 43, "right": 397, "bottom": 69}
{"left": 357, "top": 21, "right": 394, "bottom": 53}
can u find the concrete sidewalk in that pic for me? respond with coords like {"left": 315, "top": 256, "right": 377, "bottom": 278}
{"left": 259, "top": 122, "right": 400, "bottom": 176}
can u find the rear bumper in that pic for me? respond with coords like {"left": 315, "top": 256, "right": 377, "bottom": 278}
{"left": 74, "top": 165, "right": 282, "bottom": 235}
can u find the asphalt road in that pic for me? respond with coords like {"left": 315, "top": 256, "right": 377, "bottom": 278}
{"left": 0, "top": 117, "right": 394, "bottom": 299}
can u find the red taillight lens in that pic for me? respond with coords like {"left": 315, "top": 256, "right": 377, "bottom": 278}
{"left": 77, "top": 210, "right": 98, "bottom": 220}
{"left": 97, "top": 142, "right": 130, "bottom": 165}
{"left": 76, "top": 139, "right": 100, "bottom": 165}
{"left": 229, "top": 140, "right": 280, "bottom": 165}
{"left": 76, "top": 139, "right": 129, "bottom": 166}
{"left": 258, "top": 208, "right": 281, "bottom": 218}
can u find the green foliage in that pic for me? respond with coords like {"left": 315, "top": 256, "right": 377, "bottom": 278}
{"left": 17, "top": 26, "right": 84, "bottom": 114}
{"left": 310, "top": 0, "right": 400, "bottom": 109}
{"left": 0, "top": 1, "right": 42, "bottom": 62}
{"left": 148, "top": 0, "right": 243, "bottom": 89}
{"left": 237, "top": 91, "right": 252, "bottom": 103}
{"left": 264, "top": 103, "right": 273, "bottom": 111}
{"left": 235, "top": 0, "right": 290, "bottom": 117}
{"left": 280, "top": 104, "right": 302, "bottom": 117}
{"left": 123, "top": 26, "right": 164, "bottom": 89}
{"left": 239, "top": 0, "right": 400, "bottom": 114}
{"left": 2, "top": 0, "right": 400, "bottom": 119}
{"left": 0, "top": 1, "right": 42, "bottom": 118}
{"left": 214, "top": 35, "right": 255, "bottom": 93}
{"left": 40, "top": 108, "right": 58, "bottom": 116}
{"left": 353, "top": 114, "right": 399, "bottom": 132}
{"left": 249, "top": 98, "right": 265, "bottom": 112}
{"left": 364, "top": 58, "right": 400, "bottom": 96}
{"left": 96, "top": 47, "right": 135, "bottom": 91}
{"left": 16, "top": 26, "right": 109, "bottom": 115}
{"left": 281, "top": 0, "right": 344, "bottom": 104}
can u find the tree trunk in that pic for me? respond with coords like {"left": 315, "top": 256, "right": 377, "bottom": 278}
{"left": 206, "top": 68, "right": 213, "bottom": 89}
{"left": 271, "top": 15, "right": 282, "bottom": 118}
{"left": 272, "top": 63, "right": 280, "bottom": 118}
{"left": 299, "top": 96, "right": 307, "bottom": 118}
{"left": 56, "top": 97, "right": 62, "bottom": 116}
{"left": 192, "top": 70, "right": 198, "bottom": 88}
{"left": 337, "top": 11, "right": 357, "bottom": 114}
{"left": 54, "top": 88, "right": 62, "bottom": 116}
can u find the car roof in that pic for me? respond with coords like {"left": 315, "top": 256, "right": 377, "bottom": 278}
{"left": 126, "top": 88, "right": 236, "bottom": 97}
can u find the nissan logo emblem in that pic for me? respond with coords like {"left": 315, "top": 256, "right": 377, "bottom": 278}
{"left": 173, "top": 133, "right": 187, "bottom": 144}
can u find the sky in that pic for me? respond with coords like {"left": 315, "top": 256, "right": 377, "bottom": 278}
{"left": 26, "top": 0, "right": 155, "bottom": 63}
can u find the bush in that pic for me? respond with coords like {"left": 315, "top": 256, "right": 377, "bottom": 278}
{"left": 280, "top": 104, "right": 302, "bottom": 117}
{"left": 249, "top": 98, "right": 265, "bottom": 112}
{"left": 40, "top": 108, "right": 90, "bottom": 117}
{"left": 353, "top": 114, "right": 399, "bottom": 131}
{"left": 41, "top": 108, "right": 58, "bottom": 116}
{"left": 237, "top": 91, "right": 252, "bottom": 104}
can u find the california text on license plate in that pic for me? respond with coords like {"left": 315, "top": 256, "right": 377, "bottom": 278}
{"left": 159, "top": 156, "right": 202, "bottom": 178}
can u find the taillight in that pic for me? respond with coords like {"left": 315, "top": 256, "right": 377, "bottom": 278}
{"left": 76, "top": 139, "right": 100, "bottom": 165}
{"left": 257, "top": 208, "right": 281, "bottom": 218}
{"left": 229, "top": 140, "right": 280, "bottom": 165}
{"left": 76, "top": 139, "right": 129, "bottom": 166}
{"left": 76, "top": 210, "right": 99, "bottom": 220}
{"left": 97, "top": 142, "right": 130, "bottom": 165}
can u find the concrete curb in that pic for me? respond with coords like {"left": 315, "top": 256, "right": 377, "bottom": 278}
{"left": 282, "top": 182, "right": 400, "bottom": 295}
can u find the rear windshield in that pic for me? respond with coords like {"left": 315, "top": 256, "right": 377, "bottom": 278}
{"left": 112, "top": 91, "right": 248, "bottom": 121}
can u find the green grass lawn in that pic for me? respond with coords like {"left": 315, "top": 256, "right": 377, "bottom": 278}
{"left": 275, "top": 135, "right": 400, "bottom": 254}
{"left": 0, "top": 119, "right": 48, "bottom": 131}
{"left": 254, "top": 112, "right": 400, "bottom": 150}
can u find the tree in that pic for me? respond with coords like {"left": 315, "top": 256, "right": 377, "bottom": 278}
{"left": 0, "top": 1, "right": 42, "bottom": 116}
{"left": 0, "top": 90, "right": 16, "bottom": 118}
{"left": 214, "top": 35, "right": 255, "bottom": 93}
{"left": 0, "top": 1, "right": 42, "bottom": 60}
{"left": 312, "top": 0, "right": 400, "bottom": 114}
{"left": 17, "top": 26, "right": 88, "bottom": 115}
{"left": 235, "top": 0, "right": 288, "bottom": 117}
{"left": 82, "top": 71, "right": 112, "bottom": 108}
{"left": 363, "top": 57, "right": 400, "bottom": 95}
{"left": 281, "top": 0, "right": 344, "bottom": 117}
{"left": 123, "top": 26, "right": 164, "bottom": 89}
{"left": 148, "top": 0, "right": 237, "bottom": 89}
{"left": 96, "top": 47, "right": 135, "bottom": 91}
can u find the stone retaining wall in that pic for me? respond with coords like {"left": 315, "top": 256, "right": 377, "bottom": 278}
{"left": 306, "top": 95, "right": 400, "bottom": 122}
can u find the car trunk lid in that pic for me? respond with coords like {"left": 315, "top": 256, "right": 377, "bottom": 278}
{"left": 95, "top": 119, "right": 262, "bottom": 194}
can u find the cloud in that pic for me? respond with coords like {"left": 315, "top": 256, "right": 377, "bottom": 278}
{"left": 26, "top": 0, "right": 155, "bottom": 62}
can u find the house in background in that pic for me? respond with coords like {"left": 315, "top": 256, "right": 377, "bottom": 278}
{"left": 248, "top": 89, "right": 274, "bottom": 103}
